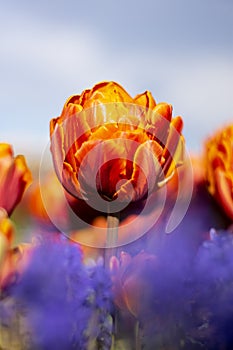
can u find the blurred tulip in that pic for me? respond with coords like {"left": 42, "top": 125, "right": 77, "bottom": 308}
{"left": 0, "top": 208, "right": 14, "bottom": 268}
{"left": 205, "top": 125, "right": 233, "bottom": 221}
{"left": 26, "top": 172, "right": 68, "bottom": 228}
{"left": 0, "top": 206, "right": 32, "bottom": 291}
{"left": 110, "top": 251, "right": 158, "bottom": 319}
{"left": 50, "top": 81, "right": 184, "bottom": 204}
{"left": 0, "top": 143, "right": 32, "bottom": 215}
{"left": 143, "top": 154, "right": 230, "bottom": 261}
{"left": 0, "top": 242, "right": 33, "bottom": 290}
{"left": 0, "top": 208, "right": 14, "bottom": 244}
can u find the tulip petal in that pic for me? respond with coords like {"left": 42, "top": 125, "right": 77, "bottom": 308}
{"left": 50, "top": 123, "right": 66, "bottom": 179}
{"left": 162, "top": 116, "right": 184, "bottom": 176}
{"left": 75, "top": 139, "right": 107, "bottom": 198}
{"left": 0, "top": 208, "right": 14, "bottom": 244}
{"left": 64, "top": 93, "right": 82, "bottom": 107}
{"left": 0, "top": 209, "right": 14, "bottom": 273}
{"left": 60, "top": 101, "right": 83, "bottom": 123}
{"left": 89, "top": 124, "right": 119, "bottom": 140}
{"left": 81, "top": 81, "right": 133, "bottom": 108}
{"left": 64, "top": 105, "right": 91, "bottom": 148}
{"left": 116, "top": 140, "right": 163, "bottom": 201}
{"left": 134, "top": 91, "right": 156, "bottom": 109}
{"left": 207, "top": 150, "right": 226, "bottom": 196}
{"left": 62, "top": 161, "right": 83, "bottom": 199}
{"left": 0, "top": 143, "right": 13, "bottom": 158}
{"left": 145, "top": 103, "right": 173, "bottom": 146}
{"left": 119, "top": 251, "right": 132, "bottom": 268}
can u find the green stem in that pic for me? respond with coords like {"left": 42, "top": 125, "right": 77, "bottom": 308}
{"left": 135, "top": 320, "right": 142, "bottom": 350}
{"left": 106, "top": 213, "right": 119, "bottom": 248}
{"left": 104, "top": 209, "right": 120, "bottom": 269}
{"left": 104, "top": 207, "right": 120, "bottom": 349}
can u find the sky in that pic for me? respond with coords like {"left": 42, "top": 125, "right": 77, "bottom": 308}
{"left": 0, "top": 0, "right": 232, "bottom": 163}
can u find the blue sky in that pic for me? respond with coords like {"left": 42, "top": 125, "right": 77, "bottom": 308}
{"left": 0, "top": 0, "right": 232, "bottom": 160}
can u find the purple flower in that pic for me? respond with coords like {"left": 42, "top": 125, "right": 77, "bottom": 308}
{"left": 88, "top": 261, "right": 113, "bottom": 349}
{"left": 0, "top": 239, "right": 113, "bottom": 349}
{"left": 188, "top": 228, "right": 233, "bottom": 348}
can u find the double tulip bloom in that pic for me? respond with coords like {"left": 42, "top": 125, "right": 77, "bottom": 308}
{"left": 205, "top": 125, "right": 233, "bottom": 221}
{"left": 50, "top": 82, "right": 184, "bottom": 204}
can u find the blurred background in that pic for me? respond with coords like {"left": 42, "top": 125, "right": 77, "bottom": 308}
{"left": 0, "top": 0, "right": 232, "bottom": 164}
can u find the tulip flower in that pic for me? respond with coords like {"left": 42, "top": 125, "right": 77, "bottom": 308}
{"left": 26, "top": 172, "right": 68, "bottom": 228}
{"left": 0, "top": 143, "right": 32, "bottom": 215}
{"left": 50, "top": 81, "right": 184, "bottom": 205}
{"left": 110, "top": 251, "right": 158, "bottom": 319}
{"left": 0, "top": 242, "right": 32, "bottom": 291}
{"left": 205, "top": 125, "right": 233, "bottom": 221}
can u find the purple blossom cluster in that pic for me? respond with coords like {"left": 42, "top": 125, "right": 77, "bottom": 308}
{"left": 191, "top": 229, "right": 233, "bottom": 349}
{"left": 134, "top": 227, "right": 233, "bottom": 349}
{"left": 0, "top": 239, "right": 113, "bottom": 350}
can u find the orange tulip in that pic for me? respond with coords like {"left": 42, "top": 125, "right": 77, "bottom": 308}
{"left": 0, "top": 242, "right": 33, "bottom": 290}
{"left": 0, "top": 208, "right": 14, "bottom": 244}
{"left": 50, "top": 81, "right": 184, "bottom": 205}
{"left": 0, "top": 208, "right": 16, "bottom": 289}
{"left": 0, "top": 143, "right": 32, "bottom": 215}
{"left": 0, "top": 208, "right": 14, "bottom": 268}
{"left": 110, "top": 251, "right": 158, "bottom": 318}
{"left": 205, "top": 125, "right": 233, "bottom": 220}
{"left": 26, "top": 172, "right": 69, "bottom": 228}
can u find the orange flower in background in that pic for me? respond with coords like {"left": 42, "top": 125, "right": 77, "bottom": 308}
{"left": 26, "top": 172, "right": 68, "bottom": 228}
{"left": 110, "top": 251, "right": 158, "bottom": 318}
{"left": 0, "top": 209, "right": 14, "bottom": 269}
{"left": 0, "top": 208, "right": 14, "bottom": 244}
{"left": 205, "top": 125, "right": 233, "bottom": 221}
{"left": 50, "top": 81, "right": 184, "bottom": 204}
{"left": 0, "top": 143, "right": 32, "bottom": 215}
{"left": 0, "top": 242, "right": 33, "bottom": 290}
